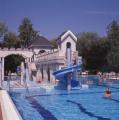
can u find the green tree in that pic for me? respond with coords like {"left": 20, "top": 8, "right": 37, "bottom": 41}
{"left": 18, "top": 17, "right": 38, "bottom": 48}
{"left": 98, "top": 37, "right": 110, "bottom": 71}
{"left": 107, "top": 20, "right": 119, "bottom": 71}
{"left": 0, "top": 22, "right": 8, "bottom": 42}
{"left": 87, "top": 37, "right": 109, "bottom": 72}
{"left": 77, "top": 32, "right": 109, "bottom": 73}
{"left": 50, "top": 38, "right": 58, "bottom": 48}
{"left": 3, "top": 32, "right": 20, "bottom": 48}
{"left": 4, "top": 55, "right": 25, "bottom": 73}
{"left": 77, "top": 32, "right": 99, "bottom": 70}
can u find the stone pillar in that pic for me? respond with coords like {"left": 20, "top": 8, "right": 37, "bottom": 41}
{"left": 0, "top": 58, "right": 2, "bottom": 87}
{"left": 43, "top": 66, "right": 48, "bottom": 82}
{"left": 2, "top": 57, "right": 4, "bottom": 82}
{"left": 36, "top": 69, "right": 42, "bottom": 82}
{"left": 50, "top": 68, "right": 55, "bottom": 84}
{"left": 25, "top": 58, "right": 28, "bottom": 63}
{"left": 31, "top": 58, "right": 32, "bottom": 62}
{"left": 28, "top": 58, "right": 30, "bottom": 62}
{"left": 21, "top": 62, "right": 25, "bottom": 85}
{"left": 31, "top": 58, "right": 33, "bottom": 62}
{"left": 27, "top": 58, "right": 29, "bottom": 62}
{"left": 25, "top": 58, "right": 27, "bottom": 63}
{"left": 29, "top": 58, "right": 32, "bottom": 62}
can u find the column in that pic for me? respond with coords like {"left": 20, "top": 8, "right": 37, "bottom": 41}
{"left": 29, "top": 58, "right": 32, "bottom": 62}
{"left": 29, "top": 58, "right": 30, "bottom": 62}
{"left": 36, "top": 69, "right": 42, "bottom": 82}
{"left": 25, "top": 58, "right": 29, "bottom": 63}
{"left": 27, "top": 58, "right": 29, "bottom": 62}
{"left": 2, "top": 57, "right": 4, "bottom": 82}
{"left": 29, "top": 58, "right": 31, "bottom": 62}
{"left": 25, "top": 58, "right": 27, "bottom": 63}
{"left": 43, "top": 66, "right": 48, "bottom": 82}
{"left": 31, "top": 58, "right": 33, "bottom": 62}
{"left": 0, "top": 58, "right": 2, "bottom": 87}
{"left": 50, "top": 67, "right": 55, "bottom": 84}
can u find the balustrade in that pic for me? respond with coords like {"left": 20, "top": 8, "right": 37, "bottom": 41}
{"left": 36, "top": 50, "right": 79, "bottom": 66}
{"left": 36, "top": 50, "right": 65, "bottom": 64}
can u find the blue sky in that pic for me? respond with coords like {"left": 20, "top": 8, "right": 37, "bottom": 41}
{"left": 0, "top": 0, "right": 119, "bottom": 39}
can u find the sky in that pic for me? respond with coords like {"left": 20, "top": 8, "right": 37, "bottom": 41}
{"left": 0, "top": 0, "right": 119, "bottom": 39}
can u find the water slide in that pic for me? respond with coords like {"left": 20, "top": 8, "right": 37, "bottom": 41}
{"left": 53, "top": 64, "right": 81, "bottom": 89}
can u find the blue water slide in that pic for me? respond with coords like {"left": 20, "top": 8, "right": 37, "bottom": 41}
{"left": 53, "top": 64, "right": 81, "bottom": 89}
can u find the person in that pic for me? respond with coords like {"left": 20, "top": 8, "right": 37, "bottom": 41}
{"left": 104, "top": 87, "right": 112, "bottom": 98}
{"left": 97, "top": 71, "right": 102, "bottom": 83}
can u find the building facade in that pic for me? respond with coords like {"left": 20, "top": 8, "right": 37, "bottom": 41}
{"left": 0, "top": 30, "right": 82, "bottom": 86}
{"left": 35, "top": 30, "right": 82, "bottom": 83}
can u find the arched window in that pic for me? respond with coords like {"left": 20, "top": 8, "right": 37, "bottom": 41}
{"left": 39, "top": 50, "right": 46, "bottom": 54}
{"left": 66, "top": 42, "right": 71, "bottom": 48}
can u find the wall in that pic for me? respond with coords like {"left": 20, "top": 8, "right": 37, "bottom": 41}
{"left": 60, "top": 36, "right": 76, "bottom": 55}
{"left": 33, "top": 48, "right": 51, "bottom": 54}
{"left": 0, "top": 48, "right": 33, "bottom": 58}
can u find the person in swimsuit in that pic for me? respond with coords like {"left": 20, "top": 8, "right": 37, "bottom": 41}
{"left": 104, "top": 87, "right": 112, "bottom": 98}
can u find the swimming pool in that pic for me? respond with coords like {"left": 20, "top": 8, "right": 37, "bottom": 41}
{"left": 10, "top": 85, "right": 119, "bottom": 120}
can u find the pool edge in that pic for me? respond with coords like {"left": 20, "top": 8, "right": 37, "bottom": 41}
{"left": 0, "top": 90, "right": 23, "bottom": 120}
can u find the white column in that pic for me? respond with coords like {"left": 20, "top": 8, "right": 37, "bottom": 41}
{"left": 28, "top": 58, "right": 30, "bottom": 62}
{"left": 29, "top": 58, "right": 32, "bottom": 62}
{"left": 25, "top": 58, "right": 27, "bottom": 63}
{"left": 0, "top": 58, "right": 2, "bottom": 87}
{"left": 21, "top": 62, "right": 25, "bottom": 85}
{"left": 29, "top": 58, "right": 31, "bottom": 62}
{"left": 31, "top": 58, "right": 33, "bottom": 62}
{"left": 2, "top": 57, "right": 4, "bottom": 82}
{"left": 27, "top": 58, "right": 29, "bottom": 62}
{"left": 25, "top": 58, "right": 29, "bottom": 63}
{"left": 43, "top": 66, "right": 48, "bottom": 82}
{"left": 36, "top": 69, "right": 42, "bottom": 82}
{"left": 30, "top": 58, "right": 32, "bottom": 62}
{"left": 50, "top": 68, "right": 55, "bottom": 84}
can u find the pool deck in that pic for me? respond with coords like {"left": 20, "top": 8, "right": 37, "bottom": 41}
{"left": 0, "top": 105, "right": 3, "bottom": 120}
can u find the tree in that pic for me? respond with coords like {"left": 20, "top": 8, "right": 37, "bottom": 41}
{"left": 0, "top": 22, "right": 8, "bottom": 41}
{"left": 107, "top": 20, "right": 119, "bottom": 71}
{"left": 87, "top": 37, "right": 109, "bottom": 72}
{"left": 4, "top": 55, "right": 25, "bottom": 73}
{"left": 77, "top": 32, "right": 109, "bottom": 73}
{"left": 98, "top": 37, "right": 110, "bottom": 71}
{"left": 77, "top": 32, "right": 99, "bottom": 70}
{"left": 50, "top": 38, "right": 58, "bottom": 48}
{"left": 3, "top": 32, "right": 20, "bottom": 48}
{"left": 18, "top": 17, "right": 38, "bottom": 48}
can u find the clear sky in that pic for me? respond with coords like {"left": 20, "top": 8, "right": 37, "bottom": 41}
{"left": 0, "top": 0, "right": 119, "bottom": 39}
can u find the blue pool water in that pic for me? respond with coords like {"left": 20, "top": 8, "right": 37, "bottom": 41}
{"left": 10, "top": 85, "right": 119, "bottom": 120}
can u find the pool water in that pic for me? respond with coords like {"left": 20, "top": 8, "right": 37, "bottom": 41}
{"left": 10, "top": 85, "right": 119, "bottom": 120}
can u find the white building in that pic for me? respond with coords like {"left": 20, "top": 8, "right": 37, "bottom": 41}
{"left": 28, "top": 35, "right": 53, "bottom": 54}
{"left": 35, "top": 30, "right": 81, "bottom": 83}
{"left": 0, "top": 30, "right": 81, "bottom": 86}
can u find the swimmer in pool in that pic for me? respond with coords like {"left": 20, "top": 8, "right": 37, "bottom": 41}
{"left": 104, "top": 87, "right": 112, "bottom": 98}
